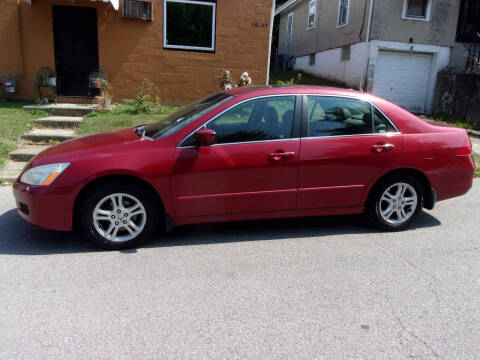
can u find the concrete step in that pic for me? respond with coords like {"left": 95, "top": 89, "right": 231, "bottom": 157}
{"left": 23, "top": 103, "right": 98, "bottom": 117}
{"left": 9, "top": 146, "right": 49, "bottom": 162}
{"left": 22, "top": 128, "right": 75, "bottom": 143}
{"left": 36, "top": 116, "right": 83, "bottom": 128}
{"left": 0, "top": 161, "right": 26, "bottom": 182}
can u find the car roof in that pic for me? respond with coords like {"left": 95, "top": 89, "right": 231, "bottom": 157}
{"left": 224, "top": 85, "right": 364, "bottom": 98}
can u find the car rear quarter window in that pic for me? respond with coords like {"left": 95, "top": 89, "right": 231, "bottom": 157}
{"left": 306, "top": 96, "right": 373, "bottom": 137}
{"left": 373, "top": 107, "right": 398, "bottom": 133}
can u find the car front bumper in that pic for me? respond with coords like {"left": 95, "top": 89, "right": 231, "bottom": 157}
{"left": 12, "top": 181, "right": 76, "bottom": 231}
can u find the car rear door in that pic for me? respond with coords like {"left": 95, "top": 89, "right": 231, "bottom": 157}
{"left": 298, "top": 95, "right": 404, "bottom": 209}
{"left": 171, "top": 95, "right": 302, "bottom": 218}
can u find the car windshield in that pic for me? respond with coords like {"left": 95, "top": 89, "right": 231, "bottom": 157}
{"left": 143, "top": 93, "right": 233, "bottom": 139}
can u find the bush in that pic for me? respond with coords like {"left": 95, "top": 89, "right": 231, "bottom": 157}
{"left": 122, "top": 79, "right": 163, "bottom": 114}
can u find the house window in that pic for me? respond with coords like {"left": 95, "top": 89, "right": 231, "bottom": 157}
{"left": 337, "top": 0, "right": 349, "bottom": 27}
{"left": 403, "top": 0, "right": 431, "bottom": 21}
{"left": 341, "top": 45, "right": 350, "bottom": 61}
{"left": 308, "top": 0, "right": 317, "bottom": 29}
{"left": 163, "top": 0, "right": 216, "bottom": 52}
{"left": 286, "top": 12, "right": 294, "bottom": 46}
{"left": 309, "top": 53, "right": 316, "bottom": 66}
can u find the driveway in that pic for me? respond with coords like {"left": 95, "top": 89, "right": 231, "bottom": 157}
{"left": 0, "top": 182, "right": 479, "bottom": 359}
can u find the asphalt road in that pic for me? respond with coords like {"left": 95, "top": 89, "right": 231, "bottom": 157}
{"left": 0, "top": 181, "right": 479, "bottom": 359}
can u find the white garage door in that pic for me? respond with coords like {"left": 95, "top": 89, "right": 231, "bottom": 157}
{"left": 373, "top": 50, "right": 432, "bottom": 113}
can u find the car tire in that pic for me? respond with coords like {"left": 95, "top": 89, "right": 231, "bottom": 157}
{"left": 366, "top": 174, "right": 424, "bottom": 231}
{"left": 80, "top": 181, "right": 159, "bottom": 250}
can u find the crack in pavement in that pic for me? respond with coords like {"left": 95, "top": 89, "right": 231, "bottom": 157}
{"left": 385, "top": 293, "right": 441, "bottom": 359}
{"left": 374, "top": 240, "right": 440, "bottom": 305}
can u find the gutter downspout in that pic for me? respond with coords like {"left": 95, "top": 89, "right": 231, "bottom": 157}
{"left": 360, "top": 0, "right": 374, "bottom": 91}
{"left": 266, "top": 0, "right": 276, "bottom": 85}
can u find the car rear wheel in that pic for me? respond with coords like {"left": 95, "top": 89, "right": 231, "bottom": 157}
{"left": 367, "top": 174, "right": 423, "bottom": 231}
{"left": 81, "top": 182, "right": 159, "bottom": 249}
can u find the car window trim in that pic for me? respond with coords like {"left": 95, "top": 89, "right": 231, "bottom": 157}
{"left": 177, "top": 94, "right": 303, "bottom": 148}
{"left": 301, "top": 94, "right": 401, "bottom": 139}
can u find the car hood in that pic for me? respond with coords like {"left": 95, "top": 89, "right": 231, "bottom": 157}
{"left": 32, "top": 128, "right": 142, "bottom": 164}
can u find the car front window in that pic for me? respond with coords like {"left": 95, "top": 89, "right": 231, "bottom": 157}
{"left": 181, "top": 95, "right": 297, "bottom": 146}
{"left": 143, "top": 93, "right": 233, "bottom": 139}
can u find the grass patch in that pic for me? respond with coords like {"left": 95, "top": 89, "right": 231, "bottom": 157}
{"left": 420, "top": 114, "right": 479, "bottom": 131}
{"left": 473, "top": 152, "right": 480, "bottom": 178}
{"left": 269, "top": 70, "right": 348, "bottom": 88}
{"left": 77, "top": 103, "right": 180, "bottom": 136}
{"left": 0, "top": 100, "right": 45, "bottom": 168}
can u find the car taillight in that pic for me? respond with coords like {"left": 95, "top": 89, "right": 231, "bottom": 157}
{"left": 457, "top": 145, "right": 472, "bottom": 155}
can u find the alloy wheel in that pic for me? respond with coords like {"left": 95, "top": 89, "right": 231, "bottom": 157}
{"left": 378, "top": 182, "right": 418, "bottom": 225}
{"left": 92, "top": 193, "right": 147, "bottom": 243}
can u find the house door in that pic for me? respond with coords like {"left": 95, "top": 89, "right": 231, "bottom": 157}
{"left": 52, "top": 5, "right": 99, "bottom": 97}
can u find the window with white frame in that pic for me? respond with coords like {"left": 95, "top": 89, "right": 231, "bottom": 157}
{"left": 403, "top": 0, "right": 431, "bottom": 21}
{"left": 337, "top": 0, "right": 349, "bottom": 27}
{"left": 163, "top": 0, "right": 216, "bottom": 52}
{"left": 308, "top": 0, "right": 317, "bottom": 29}
{"left": 286, "top": 12, "right": 294, "bottom": 46}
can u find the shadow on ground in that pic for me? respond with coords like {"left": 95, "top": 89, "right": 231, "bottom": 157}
{"left": 0, "top": 209, "right": 441, "bottom": 255}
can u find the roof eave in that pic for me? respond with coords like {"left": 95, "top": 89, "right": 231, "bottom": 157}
{"left": 274, "top": 0, "right": 303, "bottom": 16}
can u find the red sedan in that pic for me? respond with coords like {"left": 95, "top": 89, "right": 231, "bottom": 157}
{"left": 13, "top": 86, "right": 475, "bottom": 249}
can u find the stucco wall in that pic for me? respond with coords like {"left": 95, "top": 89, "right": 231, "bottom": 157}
{"left": 0, "top": 0, "right": 273, "bottom": 104}
{"left": 370, "top": 0, "right": 461, "bottom": 47}
{"left": 294, "top": 42, "right": 368, "bottom": 88}
{"left": 277, "top": 0, "right": 461, "bottom": 59}
{"left": 278, "top": 0, "right": 369, "bottom": 58}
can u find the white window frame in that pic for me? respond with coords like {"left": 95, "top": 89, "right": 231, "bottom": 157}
{"left": 163, "top": 0, "right": 216, "bottom": 52}
{"left": 336, "top": 0, "right": 350, "bottom": 28}
{"left": 307, "top": 0, "right": 317, "bottom": 30}
{"left": 286, "top": 12, "right": 294, "bottom": 46}
{"left": 402, "top": 0, "right": 432, "bottom": 21}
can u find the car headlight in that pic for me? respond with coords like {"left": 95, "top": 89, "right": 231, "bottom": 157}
{"left": 20, "top": 163, "right": 70, "bottom": 186}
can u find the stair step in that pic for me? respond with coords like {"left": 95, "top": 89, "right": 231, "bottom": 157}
{"left": 9, "top": 146, "right": 49, "bottom": 162}
{"left": 23, "top": 103, "right": 98, "bottom": 117}
{"left": 22, "top": 128, "right": 75, "bottom": 143}
{"left": 36, "top": 116, "right": 83, "bottom": 128}
{"left": 0, "top": 161, "right": 26, "bottom": 182}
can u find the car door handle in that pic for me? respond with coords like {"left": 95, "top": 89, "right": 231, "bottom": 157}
{"left": 268, "top": 151, "right": 295, "bottom": 162}
{"left": 371, "top": 143, "right": 395, "bottom": 153}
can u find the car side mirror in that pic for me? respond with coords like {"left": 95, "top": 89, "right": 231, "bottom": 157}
{"left": 194, "top": 128, "right": 216, "bottom": 147}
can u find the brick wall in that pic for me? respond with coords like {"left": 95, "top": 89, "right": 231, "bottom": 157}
{"left": 0, "top": 0, "right": 273, "bottom": 104}
{"left": 0, "top": 0, "right": 24, "bottom": 75}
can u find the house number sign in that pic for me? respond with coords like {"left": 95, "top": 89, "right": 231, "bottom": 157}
{"left": 251, "top": 22, "right": 269, "bottom": 29}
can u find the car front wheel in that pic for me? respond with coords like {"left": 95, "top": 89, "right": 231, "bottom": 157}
{"left": 81, "top": 182, "right": 159, "bottom": 249}
{"left": 367, "top": 175, "right": 424, "bottom": 231}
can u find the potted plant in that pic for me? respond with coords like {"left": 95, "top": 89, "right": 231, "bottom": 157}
{"left": 95, "top": 79, "right": 112, "bottom": 110}
{"left": 91, "top": 77, "right": 103, "bottom": 89}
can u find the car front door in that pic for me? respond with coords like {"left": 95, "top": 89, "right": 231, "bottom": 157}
{"left": 171, "top": 95, "right": 301, "bottom": 219}
{"left": 298, "top": 95, "right": 404, "bottom": 209}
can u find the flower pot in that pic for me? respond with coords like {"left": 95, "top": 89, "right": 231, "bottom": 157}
{"left": 96, "top": 96, "right": 111, "bottom": 110}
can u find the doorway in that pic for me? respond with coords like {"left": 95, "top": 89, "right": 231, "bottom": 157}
{"left": 52, "top": 5, "right": 99, "bottom": 97}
